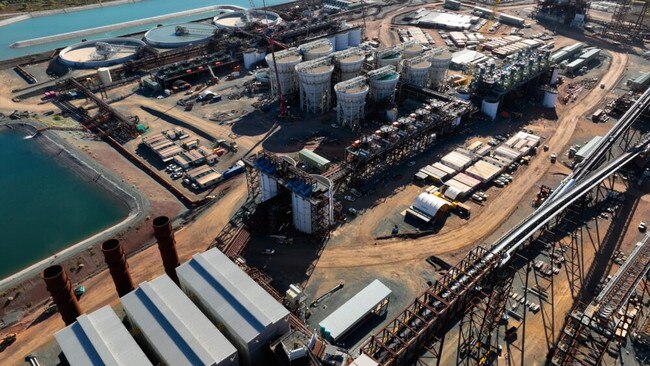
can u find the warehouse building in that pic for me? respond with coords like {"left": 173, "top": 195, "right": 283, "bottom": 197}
{"left": 121, "top": 275, "right": 239, "bottom": 366}
{"left": 628, "top": 72, "right": 650, "bottom": 92}
{"left": 176, "top": 248, "right": 291, "bottom": 366}
{"left": 575, "top": 136, "right": 603, "bottom": 162}
{"left": 319, "top": 280, "right": 391, "bottom": 342}
{"left": 55, "top": 306, "right": 153, "bottom": 366}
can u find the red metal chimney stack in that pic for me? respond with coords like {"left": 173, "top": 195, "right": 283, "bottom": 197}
{"left": 152, "top": 215, "right": 180, "bottom": 284}
{"left": 101, "top": 239, "right": 135, "bottom": 297}
{"left": 42, "top": 265, "right": 82, "bottom": 325}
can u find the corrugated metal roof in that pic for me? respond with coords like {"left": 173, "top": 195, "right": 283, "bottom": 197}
{"left": 351, "top": 354, "right": 380, "bottom": 366}
{"left": 55, "top": 306, "right": 152, "bottom": 366}
{"left": 413, "top": 192, "right": 450, "bottom": 217}
{"left": 576, "top": 136, "right": 603, "bottom": 159}
{"left": 121, "top": 275, "right": 238, "bottom": 366}
{"left": 319, "top": 280, "right": 392, "bottom": 341}
{"left": 176, "top": 248, "right": 290, "bottom": 344}
{"left": 299, "top": 149, "right": 331, "bottom": 167}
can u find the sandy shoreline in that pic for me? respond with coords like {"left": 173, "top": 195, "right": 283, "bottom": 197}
{"left": 0, "top": 120, "right": 149, "bottom": 292}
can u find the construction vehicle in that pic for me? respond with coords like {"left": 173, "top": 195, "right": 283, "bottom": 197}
{"left": 1, "top": 333, "right": 17, "bottom": 348}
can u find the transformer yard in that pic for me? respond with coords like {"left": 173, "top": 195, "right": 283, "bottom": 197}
{"left": 0, "top": 0, "right": 649, "bottom": 366}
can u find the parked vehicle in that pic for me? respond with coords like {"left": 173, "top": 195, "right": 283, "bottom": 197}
{"left": 261, "top": 248, "right": 276, "bottom": 255}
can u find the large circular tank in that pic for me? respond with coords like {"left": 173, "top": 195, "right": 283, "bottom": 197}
{"left": 335, "top": 31, "right": 350, "bottom": 51}
{"left": 335, "top": 78, "right": 369, "bottom": 129}
{"left": 430, "top": 51, "right": 452, "bottom": 89}
{"left": 58, "top": 38, "right": 145, "bottom": 69}
{"left": 336, "top": 52, "right": 365, "bottom": 81}
{"left": 370, "top": 71, "right": 400, "bottom": 103}
{"left": 481, "top": 97, "right": 500, "bottom": 121}
{"left": 244, "top": 49, "right": 257, "bottom": 69}
{"left": 403, "top": 59, "right": 432, "bottom": 87}
{"left": 543, "top": 89, "right": 558, "bottom": 108}
{"left": 295, "top": 61, "right": 335, "bottom": 114}
{"left": 266, "top": 49, "right": 302, "bottom": 95}
{"left": 213, "top": 9, "right": 282, "bottom": 29}
{"left": 377, "top": 51, "right": 402, "bottom": 68}
{"left": 403, "top": 42, "right": 425, "bottom": 59}
{"left": 348, "top": 28, "right": 362, "bottom": 47}
{"left": 144, "top": 23, "right": 217, "bottom": 48}
{"left": 300, "top": 40, "right": 334, "bottom": 61}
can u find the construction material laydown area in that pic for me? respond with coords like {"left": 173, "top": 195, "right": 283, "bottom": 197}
{"left": 0, "top": 0, "right": 650, "bottom": 366}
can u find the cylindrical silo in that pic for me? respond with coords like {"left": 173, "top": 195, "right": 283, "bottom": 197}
{"left": 244, "top": 49, "right": 257, "bottom": 69}
{"left": 255, "top": 48, "right": 266, "bottom": 63}
{"left": 429, "top": 51, "right": 452, "bottom": 89}
{"left": 266, "top": 48, "right": 302, "bottom": 96}
{"left": 295, "top": 58, "right": 335, "bottom": 114}
{"left": 456, "top": 88, "right": 471, "bottom": 100}
{"left": 481, "top": 97, "right": 500, "bottom": 120}
{"left": 335, "top": 31, "right": 350, "bottom": 51}
{"left": 334, "top": 49, "right": 365, "bottom": 81}
{"left": 97, "top": 67, "right": 112, "bottom": 86}
{"left": 300, "top": 39, "right": 333, "bottom": 61}
{"left": 403, "top": 59, "right": 432, "bottom": 87}
{"left": 348, "top": 27, "right": 362, "bottom": 47}
{"left": 543, "top": 89, "right": 558, "bottom": 108}
{"left": 335, "top": 76, "right": 369, "bottom": 129}
{"left": 403, "top": 42, "right": 425, "bottom": 59}
{"left": 370, "top": 68, "right": 400, "bottom": 103}
{"left": 377, "top": 51, "right": 402, "bottom": 68}
{"left": 550, "top": 68, "right": 559, "bottom": 85}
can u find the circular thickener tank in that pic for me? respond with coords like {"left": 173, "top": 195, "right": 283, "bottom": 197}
{"left": 144, "top": 23, "right": 217, "bottom": 48}
{"left": 58, "top": 38, "right": 145, "bottom": 69}
{"left": 337, "top": 53, "right": 364, "bottom": 81}
{"left": 370, "top": 71, "right": 399, "bottom": 102}
{"left": 213, "top": 9, "right": 282, "bottom": 29}
{"left": 348, "top": 28, "right": 362, "bottom": 47}
{"left": 377, "top": 52, "right": 401, "bottom": 68}
{"left": 403, "top": 43, "right": 425, "bottom": 59}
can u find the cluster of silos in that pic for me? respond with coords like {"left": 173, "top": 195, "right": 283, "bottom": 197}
{"left": 332, "top": 47, "right": 365, "bottom": 81}
{"left": 369, "top": 66, "right": 400, "bottom": 103}
{"left": 299, "top": 39, "right": 334, "bottom": 61}
{"left": 265, "top": 48, "right": 302, "bottom": 96}
{"left": 325, "top": 24, "right": 361, "bottom": 52}
{"left": 335, "top": 76, "right": 370, "bottom": 129}
{"left": 243, "top": 48, "right": 267, "bottom": 69}
{"left": 295, "top": 57, "right": 335, "bottom": 114}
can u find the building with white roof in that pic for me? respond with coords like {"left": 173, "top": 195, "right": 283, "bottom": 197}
{"left": 176, "top": 248, "right": 291, "bottom": 365}
{"left": 121, "top": 275, "right": 239, "bottom": 366}
{"left": 55, "top": 305, "right": 152, "bottom": 366}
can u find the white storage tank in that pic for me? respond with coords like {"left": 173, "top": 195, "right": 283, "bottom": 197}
{"left": 481, "top": 97, "right": 500, "bottom": 120}
{"left": 348, "top": 27, "right": 362, "bottom": 47}
{"left": 543, "top": 89, "right": 558, "bottom": 108}
{"left": 429, "top": 51, "right": 452, "bottom": 89}
{"left": 403, "top": 59, "right": 432, "bottom": 88}
{"left": 261, "top": 172, "right": 279, "bottom": 202}
{"left": 265, "top": 48, "right": 302, "bottom": 95}
{"left": 335, "top": 76, "right": 369, "bottom": 129}
{"left": 370, "top": 67, "right": 400, "bottom": 103}
{"left": 300, "top": 39, "right": 334, "bottom": 61}
{"left": 97, "top": 67, "right": 112, "bottom": 85}
{"left": 333, "top": 48, "right": 365, "bottom": 81}
{"left": 403, "top": 42, "right": 425, "bottom": 59}
{"left": 335, "top": 31, "right": 350, "bottom": 51}
{"left": 255, "top": 48, "right": 266, "bottom": 63}
{"left": 550, "top": 68, "right": 559, "bottom": 85}
{"left": 455, "top": 88, "right": 471, "bottom": 100}
{"left": 244, "top": 49, "right": 257, "bottom": 69}
{"left": 377, "top": 51, "right": 402, "bottom": 68}
{"left": 295, "top": 57, "right": 335, "bottom": 114}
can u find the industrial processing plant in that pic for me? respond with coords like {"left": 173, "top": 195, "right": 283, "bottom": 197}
{"left": 1, "top": 1, "right": 650, "bottom": 366}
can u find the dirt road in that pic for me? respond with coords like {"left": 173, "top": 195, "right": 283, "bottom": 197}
{"left": 315, "top": 51, "right": 629, "bottom": 269}
{"left": 0, "top": 181, "right": 247, "bottom": 366}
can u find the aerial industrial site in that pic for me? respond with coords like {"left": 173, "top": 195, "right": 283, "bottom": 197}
{"left": 0, "top": 0, "right": 649, "bottom": 365}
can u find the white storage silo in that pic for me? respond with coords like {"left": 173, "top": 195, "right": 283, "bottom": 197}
{"left": 348, "top": 27, "right": 362, "bottom": 47}
{"left": 543, "top": 89, "right": 558, "bottom": 108}
{"left": 550, "top": 68, "right": 559, "bottom": 85}
{"left": 300, "top": 39, "right": 333, "bottom": 61}
{"left": 295, "top": 57, "right": 335, "bottom": 114}
{"left": 261, "top": 172, "right": 279, "bottom": 202}
{"left": 369, "top": 66, "right": 400, "bottom": 103}
{"left": 335, "top": 31, "right": 350, "bottom": 51}
{"left": 481, "top": 97, "right": 500, "bottom": 120}
{"left": 97, "top": 67, "right": 112, "bottom": 85}
{"left": 265, "top": 48, "right": 302, "bottom": 95}
{"left": 335, "top": 76, "right": 369, "bottom": 130}
{"left": 429, "top": 51, "right": 452, "bottom": 89}
{"left": 255, "top": 48, "right": 266, "bottom": 63}
{"left": 403, "top": 42, "right": 425, "bottom": 59}
{"left": 402, "top": 58, "right": 432, "bottom": 88}
{"left": 244, "top": 49, "right": 257, "bottom": 69}
{"left": 333, "top": 48, "right": 365, "bottom": 81}
{"left": 455, "top": 88, "right": 471, "bottom": 100}
{"left": 377, "top": 51, "right": 402, "bottom": 68}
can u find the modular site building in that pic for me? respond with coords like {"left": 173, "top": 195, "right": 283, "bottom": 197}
{"left": 55, "top": 305, "right": 153, "bottom": 366}
{"left": 441, "top": 150, "right": 474, "bottom": 171}
{"left": 575, "top": 136, "right": 603, "bottom": 162}
{"left": 319, "top": 279, "right": 392, "bottom": 342}
{"left": 466, "top": 159, "right": 503, "bottom": 182}
{"left": 176, "top": 248, "right": 291, "bottom": 365}
{"left": 121, "top": 275, "right": 239, "bottom": 366}
{"left": 299, "top": 149, "right": 332, "bottom": 172}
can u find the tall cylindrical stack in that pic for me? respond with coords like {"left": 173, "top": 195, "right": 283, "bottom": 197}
{"left": 101, "top": 239, "right": 135, "bottom": 297}
{"left": 295, "top": 58, "right": 335, "bottom": 114}
{"left": 153, "top": 216, "right": 180, "bottom": 284}
{"left": 42, "top": 265, "right": 81, "bottom": 325}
